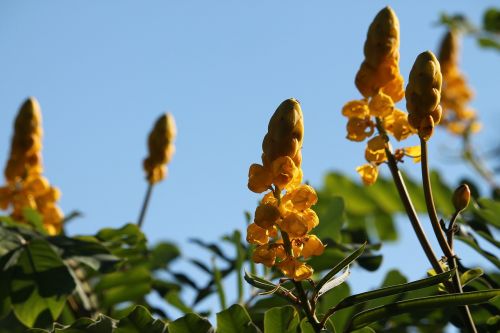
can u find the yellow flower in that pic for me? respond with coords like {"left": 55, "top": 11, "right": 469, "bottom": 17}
{"left": 302, "top": 208, "right": 319, "bottom": 231}
{"left": 254, "top": 203, "right": 281, "bottom": 229}
{"left": 365, "top": 135, "right": 387, "bottom": 163}
{"left": 290, "top": 238, "right": 304, "bottom": 257}
{"left": 143, "top": 113, "right": 176, "bottom": 184}
{"left": 301, "top": 235, "right": 325, "bottom": 259}
{"left": 283, "top": 184, "right": 318, "bottom": 211}
{"left": 438, "top": 30, "right": 479, "bottom": 136}
{"left": 277, "top": 257, "right": 313, "bottom": 281}
{"left": 346, "top": 116, "right": 375, "bottom": 142}
{"left": 406, "top": 51, "right": 442, "bottom": 141}
{"left": 246, "top": 223, "right": 269, "bottom": 245}
{"left": 248, "top": 164, "right": 273, "bottom": 193}
{"left": 252, "top": 245, "right": 276, "bottom": 267}
{"left": 383, "top": 109, "right": 415, "bottom": 141}
{"left": 342, "top": 100, "right": 370, "bottom": 119}
{"left": 247, "top": 98, "right": 323, "bottom": 278}
{"left": 368, "top": 91, "right": 394, "bottom": 118}
{"left": 271, "top": 156, "right": 298, "bottom": 190}
{"left": 279, "top": 212, "right": 308, "bottom": 238}
{"left": 404, "top": 145, "right": 421, "bottom": 163}
{"left": 2, "top": 98, "right": 64, "bottom": 235}
{"left": 356, "top": 164, "right": 378, "bottom": 186}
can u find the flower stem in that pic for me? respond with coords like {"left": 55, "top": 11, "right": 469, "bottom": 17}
{"left": 281, "top": 231, "right": 322, "bottom": 332}
{"left": 420, "top": 138, "right": 477, "bottom": 333}
{"left": 137, "top": 183, "right": 154, "bottom": 228}
{"left": 375, "top": 119, "right": 444, "bottom": 275}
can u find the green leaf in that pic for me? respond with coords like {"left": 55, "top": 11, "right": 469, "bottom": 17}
{"left": 372, "top": 214, "right": 397, "bottom": 241}
{"left": 474, "top": 198, "right": 500, "bottom": 228}
{"left": 357, "top": 254, "right": 383, "bottom": 272}
{"left": 456, "top": 236, "right": 500, "bottom": 269}
{"left": 317, "top": 266, "right": 350, "bottom": 298}
{"left": 315, "top": 243, "right": 365, "bottom": 297}
{"left": 95, "top": 266, "right": 151, "bottom": 308}
{"left": 243, "top": 271, "right": 292, "bottom": 299}
{"left": 150, "top": 242, "right": 181, "bottom": 270}
{"left": 321, "top": 173, "right": 377, "bottom": 215}
{"left": 484, "top": 8, "right": 500, "bottom": 32}
{"left": 165, "top": 291, "right": 193, "bottom": 314}
{"left": 308, "top": 248, "right": 345, "bottom": 272}
{"left": 346, "top": 290, "right": 500, "bottom": 331}
{"left": 460, "top": 268, "right": 484, "bottom": 287}
{"left": 477, "top": 37, "right": 500, "bottom": 50}
{"left": 49, "top": 235, "right": 119, "bottom": 272}
{"left": 364, "top": 178, "right": 401, "bottom": 215}
{"left": 318, "top": 282, "right": 352, "bottom": 333}
{"left": 57, "top": 315, "right": 115, "bottom": 333}
{"left": 314, "top": 196, "right": 344, "bottom": 242}
{"left": 216, "top": 304, "right": 261, "bottom": 333}
{"left": 0, "top": 225, "right": 23, "bottom": 256}
{"left": 115, "top": 305, "right": 167, "bottom": 333}
{"left": 263, "top": 306, "right": 299, "bottom": 333}
{"left": 9, "top": 239, "right": 75, "bottom": 327}
{"left": 333, "top": 270, "right": 454, "bottom": 311}
{"left": 22, "top": 208, "right": 46, "bottom": 233}
{"left": 167, "top": 313, "right": 213, "bottom": 333}
{"left": 299, "top": 318, "right": 316, "bottom": 333}
{"left": 429, "top": 170, "right": 454, "bottom": 216}
{"left": 364, "top": 269, "right": 407, "bottom": 310}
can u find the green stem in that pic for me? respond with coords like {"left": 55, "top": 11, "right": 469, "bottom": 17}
{"left": 212, "top": 256, "right": 227, "bottom": 310}
{"left": 374, "top": 119, "right": 444, "bottom": 275}
{"left": 420, "top": 138, "right": 477, "bottom": 333}
{"left": 282, "top": 232, "right": 322, "bottom": 332}
{"left": 137, "top": 183, "right": 154, "bottom": 228}
{"left": 274, "top": 184, "right": 321, "bottom": 332}
{"left": 447, "top": 211, "right": 460, "bottom": 249}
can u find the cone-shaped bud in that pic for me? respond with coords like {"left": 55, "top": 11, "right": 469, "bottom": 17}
{"left": 406, "top": 51, "right": 442, "bottom": 141}
{"left": 262, "top": 98, "right": 303, "bottom": 168}
{"left": 355, "top": 7, "right": 404, "bottom": 102}
{"left": 143, "top": 113, "right": 176, "bottom": 184}
{"left": 452, "top": 184, "right": 470, "bottom": 213}
{"left": 5, "top": 97, "right": 43, "bottom": 182}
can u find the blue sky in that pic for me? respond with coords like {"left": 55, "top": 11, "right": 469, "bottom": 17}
{"left": 1, "top": 0, "right": 498, "bottom": 319}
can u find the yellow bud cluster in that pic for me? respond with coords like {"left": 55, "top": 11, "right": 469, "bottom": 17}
{"left": 406, "top": 51, "right": 443, "bottom": 141}
{"left": 438, "top": 30, "right": 480, "bottom": 136}
{"left": 0, "top": 98, "right": 64, "bottom": 235}
{"left": 342, "top": 7, "right": 418, "bottom": 186}
{"left": 355, "top": 7, "right": 405, "bottom": 102}
{"left": 247, "top": 99, "right": 324, "bottom": 281}
{"left": 143, "top": 113, "right": 176, "bottom": 184}
{"left": 248, "top": 99, "right": 303, "bottom": 193}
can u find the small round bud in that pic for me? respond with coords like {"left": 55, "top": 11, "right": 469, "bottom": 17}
{"left": 452, "top": 184, "right": 470, "bottom": 213}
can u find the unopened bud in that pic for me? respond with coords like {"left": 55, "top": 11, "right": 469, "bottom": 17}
{"left": 452, "top": 184, "right": 470, "bottom": 212}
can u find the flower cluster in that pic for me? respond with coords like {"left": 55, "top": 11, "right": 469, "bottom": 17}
{"left": 143, "top": 113, "right": 176, "bottom": 184}
{"left": 342, "top": 7, "right": 420, "bottom": 185}
{"left": 247, "top": 99, "right": 324, "bottom": 281}
{"left": 0, "top": 98, "right": 64, "bottom": 235}
{"left": 438, "top": 30, "right": 480, "bottom": 136}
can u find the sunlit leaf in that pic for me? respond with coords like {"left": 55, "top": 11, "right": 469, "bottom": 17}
{"left": 115, "top": 305, "right": 167, "bottom": 333}
{"left": 167, "top": 313, "right": 213, "bottom": 333}
{"left": 346, "top": 290, "right": 500, "bottom": 331}
{"left": 9, "top": 239, "right": 75, "bottom": 327}
{"left": 263, "top": 306, "right": 299, "bottom": 333}
{"left": 315, "top": 243, "right": 365, "bottom": 298}
{"left": 216, "top": 304, "right": 261, "bottom": 333}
